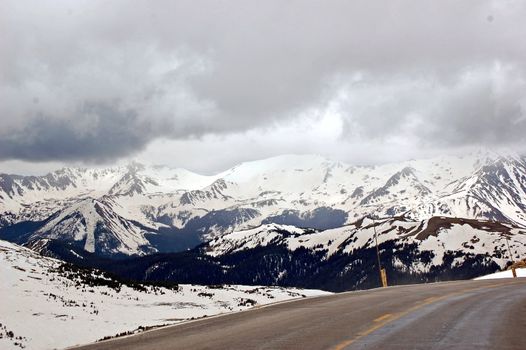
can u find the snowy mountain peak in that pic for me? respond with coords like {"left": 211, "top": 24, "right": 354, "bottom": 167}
{"left": 359, "top": 166, "right": 430, "bottom": 207}
{"left": 30, "top": 198, "right": 155, "bottom": 256}
{"left": 108, "top": 170, "right": 159, "bottom": 197}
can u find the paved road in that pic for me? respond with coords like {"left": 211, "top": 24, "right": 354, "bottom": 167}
{"left": 73, "top": 279, "right": 526, "bottom": 350}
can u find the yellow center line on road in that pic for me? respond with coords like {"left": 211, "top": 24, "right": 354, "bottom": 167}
{"left": 332, "top": 281, "right": 520, "bottom": 350}
{"left": 373, "top": 313, "right": 393, "bottom": 323}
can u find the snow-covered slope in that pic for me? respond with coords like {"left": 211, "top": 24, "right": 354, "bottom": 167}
{"left": 2, "top": 150, "right": 526, "bottom": 256}
{"left": 207, "top": 216, "right": 526, "bottom": 270}
{"left": 0, "top": 239, "right": 329, "bottom": 350}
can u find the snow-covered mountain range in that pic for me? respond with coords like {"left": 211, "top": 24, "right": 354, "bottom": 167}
{"left": 1, "top": 151, "right": 526, "bottom": 257}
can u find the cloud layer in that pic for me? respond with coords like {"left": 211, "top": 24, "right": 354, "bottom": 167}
{"left": 1, "top": 0, "right": 525, "bottom": 167}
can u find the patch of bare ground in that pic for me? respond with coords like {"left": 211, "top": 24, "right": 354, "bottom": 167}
{"left": 415, "top": 216, "right": 515, "bottom": 240}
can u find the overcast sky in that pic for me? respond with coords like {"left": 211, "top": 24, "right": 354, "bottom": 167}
{"left": 1, "top": 0, "right": 525, "bottom": 174}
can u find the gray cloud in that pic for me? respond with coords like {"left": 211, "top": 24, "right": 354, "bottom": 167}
{"left": 338, "top": 63, "right": 526, "bottom": 147}
{"left": 0, "top": 0, "right": 525, "bottom": 165}
{"left": 0, "top": 103, "right": 161, "bottom": 162}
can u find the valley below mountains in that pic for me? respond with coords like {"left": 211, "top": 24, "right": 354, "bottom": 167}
{"left": 1, "top": 151, "right": 526, "bottom": 290}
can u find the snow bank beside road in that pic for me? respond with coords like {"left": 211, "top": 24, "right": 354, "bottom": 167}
{"left": 474, "top": 268, "right": 526, "bottom": 280}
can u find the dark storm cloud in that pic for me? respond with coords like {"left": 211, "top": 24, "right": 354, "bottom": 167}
{"left": 1, "top": 0, "right": 525, "bottom": 163}
{"left": 0, "top": 103, "right": 157, "bottom": 162}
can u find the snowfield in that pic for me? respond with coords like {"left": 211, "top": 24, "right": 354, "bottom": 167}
{"left": 0, "top": 239, "right": 330, "bottom": 350}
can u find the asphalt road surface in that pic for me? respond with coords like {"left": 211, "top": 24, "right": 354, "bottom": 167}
{"left": 73, "top": 279, "right": 526, "bottom": 350}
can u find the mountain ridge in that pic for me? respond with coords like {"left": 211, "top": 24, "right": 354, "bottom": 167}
{"left": 1, "top": 151, "right": 526, "bottom": 257}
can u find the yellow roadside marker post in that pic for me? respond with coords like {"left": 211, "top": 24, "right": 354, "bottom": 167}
{"left": 505, "top": 234, "right": 517, "bottom": 278}
{"left": 380, "top": 268, "right": 388, "bottom": 288}
{"left": 372, "top": 215, "right": 388, "bottom": 287}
